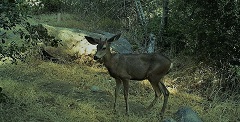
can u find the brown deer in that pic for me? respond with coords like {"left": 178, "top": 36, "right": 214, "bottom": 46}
{"left": 85, "top": 34, "right": 172, "bottom": 116}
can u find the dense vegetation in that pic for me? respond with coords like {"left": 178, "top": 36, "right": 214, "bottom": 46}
{"left": 1, "top": 0, "right": 239, "bottom": 121}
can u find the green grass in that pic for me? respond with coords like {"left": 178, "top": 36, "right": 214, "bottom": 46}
{"left": 31, "top": 13, "right": 122, "bottom": 32}
{"left": 0, "top": 60, "right": 239, "bottom": 122}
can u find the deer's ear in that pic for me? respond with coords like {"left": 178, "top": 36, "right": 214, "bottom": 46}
{"left": 107, "top": 33, "right": 121, "bottom": 43}
{"left": 85, "top": 36, "right": 99, "bottom": 45}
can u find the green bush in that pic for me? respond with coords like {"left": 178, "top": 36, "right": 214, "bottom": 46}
{"left": 167, "top": 0, "right": 240, "bottom": 93}
{"left": 0, "top": 1, "right": 61, "bottom": 63}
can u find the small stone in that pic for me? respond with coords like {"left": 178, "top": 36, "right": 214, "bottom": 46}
{"left": 90, "top": 85, "right": 100, "bottom": 92}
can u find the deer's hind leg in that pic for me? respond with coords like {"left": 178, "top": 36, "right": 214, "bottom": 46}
{"left": 147, "top": 77, "right": 162, "bottom": 110}
{"left": 158, "top": 81, "right": 169, "bottom": 114}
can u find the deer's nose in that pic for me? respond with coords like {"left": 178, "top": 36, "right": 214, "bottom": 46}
{"left": 94, "top": 56, "right": 99, "bottom": 60}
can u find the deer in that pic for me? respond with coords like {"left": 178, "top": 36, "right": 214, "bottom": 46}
{"left": 85, "top": 33, "right": 172, "bottom": 116}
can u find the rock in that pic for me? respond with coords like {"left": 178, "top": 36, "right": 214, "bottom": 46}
{"left": 41, "top": 24, "right": 133, "bottom": 61}
{"left": 174, "top": 106, "right": 203, "bottom": 122}
{"left": 98, "top": 31, "right": 133, "bottom": 54}
{"left": 42, "top": 24, "right": 97, "bottom": 60}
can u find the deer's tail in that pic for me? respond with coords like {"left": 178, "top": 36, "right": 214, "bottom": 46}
{"left": 167, "top": 63, "right": 173, "bottom": 74}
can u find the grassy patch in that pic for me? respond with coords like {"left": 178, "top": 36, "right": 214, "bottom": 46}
{"left": 0, "top": 60, "right": 239, "bottom": 122}
{"left": 31, "top": 13, "right": 123, "bottom": 32}
{"left": 32, "top": 13, "right": 90, "bottom": 30}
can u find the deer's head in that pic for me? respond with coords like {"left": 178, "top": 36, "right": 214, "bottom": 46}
{"left": 85, "top": 33, "right": 121, "bottom": 60}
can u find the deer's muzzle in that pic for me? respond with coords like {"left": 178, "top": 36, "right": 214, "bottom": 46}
{"left": 94, "top": 56, "right": 100, "bottom": 60}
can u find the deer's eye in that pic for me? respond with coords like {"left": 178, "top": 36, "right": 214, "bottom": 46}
{"left": 102, "top": 47, "right": 106, "bottom": 50}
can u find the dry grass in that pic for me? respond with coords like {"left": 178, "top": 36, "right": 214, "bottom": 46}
{"left": 0, "top": 59, "right": 239, "bottom": 122}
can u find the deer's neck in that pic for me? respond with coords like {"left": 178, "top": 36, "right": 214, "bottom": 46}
{"left": 103, "top": 49, "right": 114, "bottom": 68}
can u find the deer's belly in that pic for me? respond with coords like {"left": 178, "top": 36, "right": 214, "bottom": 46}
{"left": 108, "top": 68, "right": 147, "bottom": 80}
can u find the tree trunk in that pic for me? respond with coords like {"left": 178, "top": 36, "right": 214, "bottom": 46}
{"left": 134, "top": 0, "right": 146, "bottom": 26}
{"left": 147, "top": 33, "right": 156, "bottom": 53}
{"left": 57, "top": 13, "right": 61, "bottom": 23}
{"left": 134, "top": 0, "right": 148, "bottom": 52}
{"left": 135, "top": 0, "right": 157, "bottom": 53}
{"left": 159, "top": 0, "right": 169, "bottom": 50}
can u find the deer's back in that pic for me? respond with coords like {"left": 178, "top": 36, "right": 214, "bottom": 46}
{"left": 107, "top": 53, "right": 171, "bottom": 80}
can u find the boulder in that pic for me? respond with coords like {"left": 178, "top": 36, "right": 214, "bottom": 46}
{"left": 42, "top": 24, "right": 133, "bottom": 61}
{"left": 174, "top": 107, "right": 203, "bottom": 122}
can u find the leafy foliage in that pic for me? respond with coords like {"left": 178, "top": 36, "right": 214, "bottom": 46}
{"left": 167, "top": 0, "right": 240, "bottom": 93}
{"left": 0, "top": 0, "right": 61, "bottom": 63}
{"left": 169, "top": 0, "right": 240, "bottom": 61}
{"left": 0, "top": 0, "right": 29, "bottom": 29}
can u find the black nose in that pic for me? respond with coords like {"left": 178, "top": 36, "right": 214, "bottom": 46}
{"left": 94, "top": 56, "right": 99, "bottom": 60}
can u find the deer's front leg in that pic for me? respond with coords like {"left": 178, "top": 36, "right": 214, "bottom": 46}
{"left": 114, "top": 79, "right": 122, "bottom": 112}
{"left": 122, "top": 79, "right": 129, "bottom": 115}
